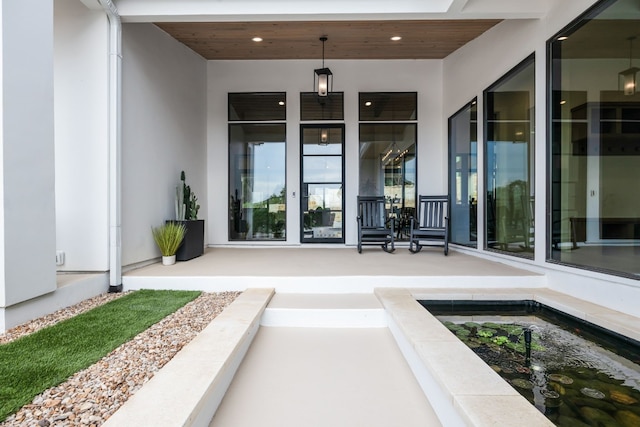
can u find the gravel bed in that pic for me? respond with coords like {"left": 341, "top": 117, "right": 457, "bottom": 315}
{"left": 0, "top": 291, "right": 240, "bottom": 427}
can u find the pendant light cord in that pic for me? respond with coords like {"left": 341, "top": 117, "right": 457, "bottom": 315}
{"left": 320, "top": 36, "right": 328, "bottom": 68}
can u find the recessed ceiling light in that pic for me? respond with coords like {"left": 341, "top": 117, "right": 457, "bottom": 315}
{"left": 252, "top": 37, "right": 263, "bottom": 42}
{"left": 278, "top": 101, "right": 285, "bottom": 106}
{"left": 365, "top": 101, "right": 372, "bottom": 107}
{"left": 391, "top": 36, "right": 402, "bottom": 41}
{"left": 557, "top": 36, "right": 568, "bottom": 41}
{"left": 560, "top": 100, "right": 567, "bottom": 105}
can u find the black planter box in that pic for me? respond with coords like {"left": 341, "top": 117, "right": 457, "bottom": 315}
{"left": 171, "top": 219, "right": 205, "bottom": 261}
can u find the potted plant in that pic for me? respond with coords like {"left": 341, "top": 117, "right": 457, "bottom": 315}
{"left": 152, "top": 222, "right": 186, "bottom": 265}
{"left": 172, "top": 171, "right": 205, "bottom": 261}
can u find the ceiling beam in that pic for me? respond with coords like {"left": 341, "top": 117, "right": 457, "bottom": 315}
{"left": 114, "top": 0, "right": 550, "bottom": 22}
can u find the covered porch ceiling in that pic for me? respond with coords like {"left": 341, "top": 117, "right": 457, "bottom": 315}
{"left": 154, "top": 20, "right": 502, "bottom": 60}
{"left": 106, "top": 0, "right": 558, "bottom": 60}
{"left": 89, "top": 1, "right": 638, "bottom": 60}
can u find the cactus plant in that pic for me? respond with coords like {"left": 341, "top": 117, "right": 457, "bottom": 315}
{"left": 175, "top": 171, "right": 200, "bottom": 220}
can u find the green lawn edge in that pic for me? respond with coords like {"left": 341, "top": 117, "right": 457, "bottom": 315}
{"left": 0, "top": 289, "right": 201, "bottom": 421}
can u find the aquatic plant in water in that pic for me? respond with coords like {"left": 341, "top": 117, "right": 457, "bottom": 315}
{"left": 441, "top": 319, "right": 640, "bottom": 427}
{"left": 442, "top": 321, "right": 544, "bottom": 354}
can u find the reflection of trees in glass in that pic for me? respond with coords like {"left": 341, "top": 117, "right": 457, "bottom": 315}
{"left": 484, "top": 57, "right": 534, "bottom": 256}
{"left": 247, "top": 187, "right": 286, "bottom": 238}
{"left": 228, "top": 128, "right": 285, "bottom": 240}
{"left": 492, "top": 180, "right": 532, "bottom": 250}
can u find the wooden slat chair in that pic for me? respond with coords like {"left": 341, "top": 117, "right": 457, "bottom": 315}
{"left": 409, "top": 195, "right": 450, "bottom": 255}
{"left": 356, "top": 196, "right": 395, "bottom": 253}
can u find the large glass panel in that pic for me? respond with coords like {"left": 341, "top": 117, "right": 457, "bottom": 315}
{"left": 549, "top": 0, "right": 640, "bottom": 278}
{"left": 359, "top": 123, "right": 417, "bottom": 240}
{"left": 449, "top": 99, "right": 478, "bottom": 247}
{"left": 301, "top": 125, "right": 344, "bottom": 243}
{"left": 229, "top": 124, "right": 286, "bottom": 240}
{"left": 485, "top": 56, "right": 535, "bottom": 257}
{"left": 228, "top": 93, "right": 286, "bottom": 121}
{"left": 300, "top": 92, "right": 344, "bottom": 120}
{"left": 359, "top": 93, "right": 417, "bottom": 121}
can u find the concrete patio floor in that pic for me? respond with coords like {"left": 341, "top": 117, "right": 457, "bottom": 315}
{"left": 105, "top": 248, "right": 639, "bottom": 426}
{"left": 123, "top": 246, "right": 544, "bottom": 292}
{"left": 210, "top": 326, "right": 442, "bottom": 427}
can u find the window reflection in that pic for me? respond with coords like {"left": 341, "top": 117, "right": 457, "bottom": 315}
{"left": 228, "top": 93, "right": 286, "bottom": 121}
{"left": 300, "top": 92, "right": 344, "bottom": 121}
{"left": 449, "top": 100, "right": 478, "bottom": 247}
{"left": 229, "top": 123, "right": 286, "bottom": 240}
{"left": 549, "top": 0, "right": 640, "bottom": 278}
{"left": 301, "top": 125, "right": 344, "bottom": 242}
{"left": 485, "top": 56, "right": 535, "bottom": 257}
{"left": 359, "top": 123, "right": 417, "bottom": 241}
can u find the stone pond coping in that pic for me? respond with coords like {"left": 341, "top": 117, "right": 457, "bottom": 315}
{"left": 375, "top": 288, "right": 555, "bottom": 427}
{"left": 408, "top": 287, "right": 640, "bottom": 343}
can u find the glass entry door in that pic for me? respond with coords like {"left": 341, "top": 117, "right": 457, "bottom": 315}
{"left": 301, "top": 125, "right": 344, "bottom": 243}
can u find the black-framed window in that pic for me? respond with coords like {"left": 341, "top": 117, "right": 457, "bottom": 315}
{"left": 359, "top": 92, "right": 418, "bottom": 241}
{"left": 484, "top": 55, "right": 535, "bottom": 258}
{"left": 449, "top": 99, "right": 478, "bottom": 248}
{"left": 359, "top": 92, "right": 417, "bottom": 121}
{"left": 228, "top": 92, "right": 286, "bottom": 121}
{"left": 300, "top": 92, "right": 344, "bottom": 121}
{"left": 548, "top": 0, "right": 640, "bottom": 279}
{"left": 228, "top": 93, "right": 286, "bottom": 241}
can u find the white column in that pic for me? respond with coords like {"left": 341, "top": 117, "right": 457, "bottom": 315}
{"left": 0, "top": 0, "right": 57, "bottom": 310}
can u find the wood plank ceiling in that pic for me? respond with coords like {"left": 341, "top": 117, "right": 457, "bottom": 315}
{"left": 155, "top": 20, "right": 502, "bottom": 60}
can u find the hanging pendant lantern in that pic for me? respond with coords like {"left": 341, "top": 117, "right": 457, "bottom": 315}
{"left": 314, "top": 36, "right": 333, "bottom": 97}
{"left": 619, "top": 36, "right": 639, "bottom": 96}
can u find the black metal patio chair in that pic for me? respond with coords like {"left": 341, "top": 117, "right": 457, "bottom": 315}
{"left": 356, "top": 196, "right": 395, "bottom": 253}
{"left": 409, "top": 195, "right": 449, "bottom": 255}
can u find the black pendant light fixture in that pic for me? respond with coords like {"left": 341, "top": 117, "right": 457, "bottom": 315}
{"left": 619, "top": 36, "right": 639, "bottom": 95}
{"left": 314, "top": 36, "right": 333, "bottom": 98}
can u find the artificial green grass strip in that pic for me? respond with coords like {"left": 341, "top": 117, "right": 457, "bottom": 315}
{"left": 0, "top": 289, "right": 200, "bottom": 421}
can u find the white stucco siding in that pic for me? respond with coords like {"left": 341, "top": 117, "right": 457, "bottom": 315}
{"left": 207, "top": 59, "right": 443, "bottom": 246}
{"left": 121, "top": 23, "right": 207, "bottom": 267}
{"left": 1, "top": 0, "right": 56, "bottom": 306}
{"left": 54, "top": 0, "right": 110, "bottom": 272}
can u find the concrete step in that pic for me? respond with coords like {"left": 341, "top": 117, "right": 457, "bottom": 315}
{"left": 261, "top": 293, "right": 387, "bottom": 327}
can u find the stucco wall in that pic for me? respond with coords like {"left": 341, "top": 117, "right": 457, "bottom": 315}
{"left": 54, "top": 0, "right": 110, "bottom": 272}
{"left": 1, "top": 0, "right": 57, "bottom": 307}
{"left": 121, "top": 23, "right": 207, "bottom": 267}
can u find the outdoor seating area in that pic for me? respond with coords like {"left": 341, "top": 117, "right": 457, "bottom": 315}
{"left": 408, "top": 195, "right": 450, "bottom": 256}
{"left": 356, "top": 196, "right": 395, "bottom": 253}
{"left": 356, "top": 195, "right": 450, "bottom": 255}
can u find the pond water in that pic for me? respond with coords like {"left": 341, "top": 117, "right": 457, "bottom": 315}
{"left": 420, "top": 301, "right": 640, "bottom": 427}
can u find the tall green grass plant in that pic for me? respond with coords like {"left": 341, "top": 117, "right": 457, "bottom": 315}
{"left": 152, "top": 222, "right": 186, "bottom": 256}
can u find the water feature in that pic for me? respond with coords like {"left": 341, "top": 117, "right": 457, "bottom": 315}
{"left": 420, "top": 301, "right": 640, "bottom": 427}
